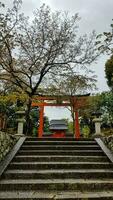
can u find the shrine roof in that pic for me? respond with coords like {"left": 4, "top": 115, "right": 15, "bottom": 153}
{"left": 50, "top": 119, "right": 67, "bottom": 125}
{"left": 49, "top": 120, "right": 68, "bottom": 130}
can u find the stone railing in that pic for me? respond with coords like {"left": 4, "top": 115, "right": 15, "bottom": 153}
{"left": 0, "top": 131, "right": 18, "bottom": 162}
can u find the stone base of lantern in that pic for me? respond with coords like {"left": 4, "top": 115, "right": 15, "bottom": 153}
{"left": 93, "top": 118, "right": 102, "bottom": 135}
{"left": 16, "top": 119, "right": 26, "bottom": 136}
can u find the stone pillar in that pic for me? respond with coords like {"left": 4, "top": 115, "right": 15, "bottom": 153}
{"left": 93, "top": 118, "right": 102, "bottom": 136}
{"left": 16, "top": 111, "right": 26, "bottom": 136}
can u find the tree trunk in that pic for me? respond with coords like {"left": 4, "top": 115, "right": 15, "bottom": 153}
{"left": 25, "top": 97, "right": 32, "bottom": 135}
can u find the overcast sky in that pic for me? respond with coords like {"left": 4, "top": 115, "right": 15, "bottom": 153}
{"left": 3, "top": 0, "right": 113, "bottom": 120}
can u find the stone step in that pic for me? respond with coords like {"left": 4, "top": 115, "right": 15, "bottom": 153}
{"left": 21, "top": 145, "right": 100, "bottom": 150}
{"left": 8, "top": 162, "right": 113, "bottom": 170}
{"left": 13, "top": 155, "right": 109, "bottom": 162}
{"left": 17, "top": 149, "right": 104, "bottom": 156}
{"left": 1, "top": 137, "right": 113, "bottom": 199}
{"left": 26, "top": 137, "right": 95, "bottom": 141}
{"left": 3, "top": 169, "right": 113, "bottom": 179}
{"left": 1, "top": 179, "right": 113, "bottom": 191}
{"left": 1, "top": 190, "right": 113, "bottom": 199}
{"left": 24, "top": 140, "right": 97, "bottom": 145}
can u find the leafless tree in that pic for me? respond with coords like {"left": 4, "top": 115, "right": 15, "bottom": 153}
{"left": 46, "top": 72, "right": 96, "bottom": 134}
{"left": 0, "top": 1, "right": 103, "bottom": 134}
{"left": 96, "top": 20, "right": 113, "bottom": 55}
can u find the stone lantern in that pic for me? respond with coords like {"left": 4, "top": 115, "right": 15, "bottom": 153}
{"left": 16, "top": 110, "right": 26, "bottom": 136}
{"left": 92, "top": 111, "right": 103, "bottom": 137}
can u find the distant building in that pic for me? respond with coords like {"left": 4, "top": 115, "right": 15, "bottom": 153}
{"left": 49, "top": 119, "right": 68, "bottom": 138}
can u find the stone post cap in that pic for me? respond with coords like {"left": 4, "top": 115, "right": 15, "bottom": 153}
{"left": 93, "top": 118, "right": 102, "bottom": 122}
{"left": 16, "top": 111, "right": 26, "bottom": 115}
{"left": 16, "top": 119, "right": 26, "bottom": 123}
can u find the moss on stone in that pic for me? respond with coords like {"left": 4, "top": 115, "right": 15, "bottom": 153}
{"left": 0, "top": 131, "right": 18, "bottom": 162}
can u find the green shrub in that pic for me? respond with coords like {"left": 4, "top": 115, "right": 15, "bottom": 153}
{"left": 82, "top": 125, "right": 90, "bottom": 138}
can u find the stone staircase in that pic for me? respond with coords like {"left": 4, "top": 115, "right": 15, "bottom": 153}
{"left": 0, "top": 137, "right": 113, "bottom": 199}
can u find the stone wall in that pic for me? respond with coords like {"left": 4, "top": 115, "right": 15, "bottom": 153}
{"left": 0, "top": 131, "right": 17, "bottom": 162}
{"left": 103, "top": 135, "right": 113, "bottom": 152}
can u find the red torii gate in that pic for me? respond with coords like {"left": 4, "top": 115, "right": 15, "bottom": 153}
{"left": 31, "top": 94, "right": 90, "bottom": 139}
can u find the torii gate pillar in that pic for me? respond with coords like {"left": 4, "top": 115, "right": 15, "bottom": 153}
{"left": 74, "top": 110, "right": 80, "bottom": 139}
{"left": 38, "top": 106, "right": 44, "bottom": 138}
